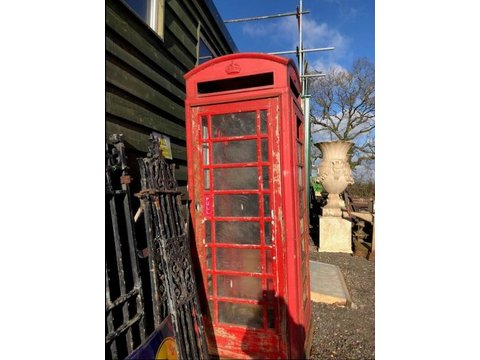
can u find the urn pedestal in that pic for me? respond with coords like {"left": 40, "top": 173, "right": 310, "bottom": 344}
{"left": 315, "top": 141, "right": 354, "bottom": 253}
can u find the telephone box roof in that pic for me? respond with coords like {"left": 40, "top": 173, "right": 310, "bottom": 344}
{"left": 184, "top": 52, "right": 299, "bottom": 80}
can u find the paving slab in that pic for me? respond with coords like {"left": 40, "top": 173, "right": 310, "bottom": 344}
{"left": 309, "top": 260, "right": 352, "bottom": 306}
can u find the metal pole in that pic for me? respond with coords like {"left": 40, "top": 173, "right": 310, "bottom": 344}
{"left": 224, "top": 11, "right": 310, "bottom": 23}
{"left": 269, "top": 47, "right": 334, "bottom": 56}
{"left": 301, "top": 73, "right": 326, "bottom": 78}
{"left": 298, "top": 0, "right": 312, "bottom": 228}
{"left": 302, "top": 47, "right": 335, "bottom": 54}
{"left": 298, "top": 1, "right": 303, "bottom": 83}
{"left": 303, "top": 93, "right": 312, "bottom": 222}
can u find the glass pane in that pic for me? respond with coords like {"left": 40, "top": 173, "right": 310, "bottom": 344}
{"left": 206, "top": 247, "right": 212, "bottom": 269}
{"left": 261, "top": 139, "right": 268, "bottom": 162}
{"left": 296, "top": 116, "right": 303, "bottom": 139}
{"left": 267, "top": 306, "right": 275, "bottom": 328}
{"left": 266, "top": 279, "right": 275, "bottom": 302}
{"left": 263, "top": 195, "right": 270, "bottom": 217}
{"left": 211, "top": 112, "right": 256, "bottom": 137}
{"left": 213, "top": 167, "right": 258, "bottom": 190}
{"left": 301, "top": 256, "right": 306, "bottom": 286}
{"left": 124, "top": 0, "right": 147, "bottom": 20}
{"left": 205, "top": 220, "right": 211, "bottom": 243}
{"left": 266, "top": 250, "right": 273, "bottom": 274}
{"left": 262, "top": 166, "right": 269, "bottom": 190}
{"left": 260, "top": 110, "right": 268, "bottom": 134}
{"left": 202, "top": 116, "right": 208, "bottom": 139}
{"left": 207, "top": 274, "right": 213, "bottom": 295}
{"left": 215, "top": 194, "right": 259, "bottom": 217}
{"left": 216, "top": 248, "right": 261, "bottom": 273}
{"left": 208, "top": 300, "right": 214, "bottom": 321}
{"left": 199, "top": 38, "right": 214, "bottom": 65}
{"left": 216, "top": 221, "right": 260, "bottom": 245}
{"left": 303, "top": 265, "right": 308, "bottom": 285}
{"left": 299, "top": 189, "right": 304, "bottom": 213}
{"left": 265, "top": 222, "right": 271, "bottom": 245}
{"left": 202, "top": 144, "right": 210, "bottom": 165}
{"left": 298, "top": 166, "right": 303, "bottom": 188}
{"left": 301, "top": 258, "right": 306, "bottom": 289}
{"left": 218, "top": 302, "right": 263, "bottom": 328}
{"left": 217, "top": 275, "right": 262, "bottom": 300}
{"left": 297, "top": 142, "right": 303, "bottom": 165}
{"left": 204, "top": 169, "right": 210, "bottom": 190}
{"left": 213, "top": 140, "right": 257, "bottom": 164}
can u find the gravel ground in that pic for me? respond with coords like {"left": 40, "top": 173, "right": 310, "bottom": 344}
{"left": 308, "top": 249, "right": 375, "bottom": 360}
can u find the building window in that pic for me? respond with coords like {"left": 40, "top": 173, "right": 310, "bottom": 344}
{"left": 123, "top": 0, "right": 165, "bottom": 39}
{"left": 198, "top": 37, "right": 214, "bottom": 64}
{"left": 197, "top": 26, "right": 217, "bottom": 65}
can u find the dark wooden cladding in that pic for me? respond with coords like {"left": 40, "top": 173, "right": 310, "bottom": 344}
{"left": 106, "top": 0, "right": 236, "bottom": 186}
{"left": 106, "top": 36, "right": 186, "bottom": 101}
{"left": 106, "top": 92, "right": 186, "bottom": 141}
{"left": 167, "top": 0, "right": 198, "bottom": 37}
{"left": 106, "top": 60, "right": 185, "bottom": 122}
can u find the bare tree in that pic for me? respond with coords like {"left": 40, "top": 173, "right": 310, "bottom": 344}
{"left": 309, "top": 58, "right": 375, "bottom": 176}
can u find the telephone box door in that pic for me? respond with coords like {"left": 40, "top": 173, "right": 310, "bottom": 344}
{"left": 190, "top": 97, "right": 286, "bottom": 358}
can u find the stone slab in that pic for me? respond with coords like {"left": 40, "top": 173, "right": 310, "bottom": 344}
{"left": 319, "top": 216, "right": 353, "bottom": 253}
{"left": 309, "top": 260, "right": 352, "bottom": 306}
{"left": 349, "top": 211, "right": 373, "bottom": 223}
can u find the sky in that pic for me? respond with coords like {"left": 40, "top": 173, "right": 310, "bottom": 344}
{"left": 213, "top": 0, "right": 375, "bottom": 181}
{"left": 212, "top": 0, "right": 374, "bottom": 73}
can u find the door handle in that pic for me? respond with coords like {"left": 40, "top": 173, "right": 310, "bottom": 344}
{"left": 195, "top": 201, "right": 201, "bottom": 212}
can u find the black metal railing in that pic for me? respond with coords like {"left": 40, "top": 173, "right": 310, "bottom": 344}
{"left": 106, "top": 134, "right": 146, "bottom": 359}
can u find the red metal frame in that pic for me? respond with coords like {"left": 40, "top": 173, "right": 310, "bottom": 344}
{"left": 185, "top": 53, "right": 310, "bottom": 359}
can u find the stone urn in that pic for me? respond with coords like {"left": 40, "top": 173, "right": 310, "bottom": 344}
{"left": 315, "top": 141, "right": 355, "bottom": 217}
{"left": 315, "top": 141, "right": 355, "bottom": 253}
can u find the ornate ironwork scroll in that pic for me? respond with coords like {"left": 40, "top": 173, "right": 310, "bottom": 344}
{"left": 106, "top": 134, "right": 146, "bottom": 359}
{"left": 136, "top": 135, "right": 209, "bottom": 360}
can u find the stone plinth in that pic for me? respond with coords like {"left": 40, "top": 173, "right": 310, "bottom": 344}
{"left": 319, "top": 216, "right": 352, "bottom": 253}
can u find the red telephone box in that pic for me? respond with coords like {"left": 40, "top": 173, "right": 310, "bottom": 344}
{"left": 185, "top": 53, "right": 311, "bottom": 359}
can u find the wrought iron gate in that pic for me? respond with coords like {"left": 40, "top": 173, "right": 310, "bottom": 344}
{"left": 135, "top": 135, "right": 209, "bottom": 360}
{"left": 106, "top": 134, "right": 208, "bottom": 359}
{"left": 106, "top": 134, "right": 146, "bottom": 358}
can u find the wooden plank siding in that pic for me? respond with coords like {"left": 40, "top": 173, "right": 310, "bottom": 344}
{"left": 106, "top": 0, "right": 236, "bottom": 197}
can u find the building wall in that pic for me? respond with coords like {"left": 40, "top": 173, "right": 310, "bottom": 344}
{"left": 106, "top": 0, "right": 236, "bottom": 196}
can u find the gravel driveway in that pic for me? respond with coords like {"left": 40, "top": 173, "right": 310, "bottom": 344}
{"left": 308, "top": 250, "right": 375, "bottom": 360}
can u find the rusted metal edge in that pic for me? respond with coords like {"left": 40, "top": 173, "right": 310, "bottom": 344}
{"left": 120, "top": 174, "right": 132, "bottom": 184}
{"left": 105, "top": 312, "right": 143, "bottom": 344}
{"left": 134, "top": 189, "right": 182, "bottom": 198}
{"left": 105, "top": 287, "right": 140, "bottom": 312}
{"left": 106, "top": 189, "right": 127, "bottom": 195}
